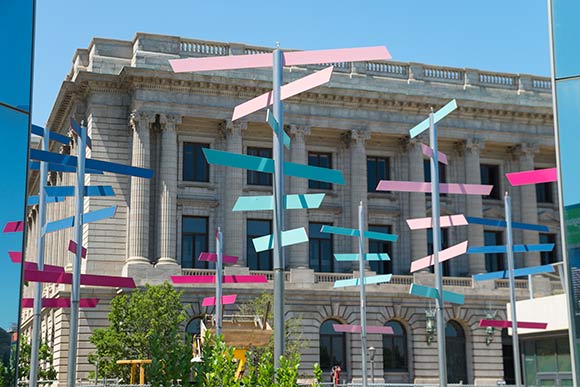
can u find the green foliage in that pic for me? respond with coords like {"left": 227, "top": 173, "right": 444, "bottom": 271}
{"left": 311, "top": 363, "right": 323, "bottom": 387}
{"left": 240, "top": 350, "right": 274, "bottom": 387}
{"left": 191, "top": 332, "right": 240, "bottom": 387}
{"left": 0, "top": 361, "right": 14, "bottom": 387}
{"left": 89, "top": 283, "right": 192, "bottom": 386}
{"left": 15, "top": 338, "right": 56, "bottom": 383}
{"left": 276, "top": 354, "right": 300, "bottom": 387}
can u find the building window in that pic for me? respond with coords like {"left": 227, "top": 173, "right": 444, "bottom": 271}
{"left": 484, "top": 230, "right": 504, "bottom": 272}
{"left": 308, "top": 152, "right": 332, "bottom": 190}
{"left": 427, "top": 228, "right": 451, "bottom": 276}
{"left": 367, "top": 156, "right": 390, "bottom": 192}
{"left": 536, "top": 179, "right": 554, "bottom": 204}
{"left": 181, "top": 216, "right": 209, "bottom": 269}
{"left": 183, "top": 142, "right": 209, "bottom": 182}
{"left": 369, "top": 225, "right": 393, "bottom": 274}
{"left": 424, "top": 159, "right": 447, "bottom": 196}
{"left": 247, "top": 219, "right": 273, "bottom": 270}
{"left": 540, "top": 233, "right": 559, "bottom": 265}
{"left": 383, "top": 321, "right": 408, "bottom": 372}
{"left": 446, "top": 321, "right": 468, "bottom": 383}
{"left": 320, "top": 319, "right": 346, "bottom": 372}
{"left": 480, "top": 164, "right": 500, "bottom": 199}
{"left": 247, "top": 147, "right": 272, "bottom": 186}
{"left": 309, "top": 223, "right": 333, "bottom": 272}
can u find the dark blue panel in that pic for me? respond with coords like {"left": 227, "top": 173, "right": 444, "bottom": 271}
{"left": 29, "top": 161, "right": 104, "bottom": 175}
{"left": 31, "top": 124, "right": 70, "bottom": 145}
{"left": 466, "top": 216, "right": 549, "bottom": 232}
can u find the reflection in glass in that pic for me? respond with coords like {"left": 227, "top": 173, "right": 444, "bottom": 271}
{"left": 319, "top": 319, "right": 346, "bottom": 372}
{"left": 309, "top": 223, "right": 334, "bottom": 273}
{"left": 246, "top": 219, "right": 272, "bottom": 270}
{"left": 552, "top": 0, "right": 580, "bottom": 78}
{"left": 181, "top": 216, "right": 209, "bottom": 269}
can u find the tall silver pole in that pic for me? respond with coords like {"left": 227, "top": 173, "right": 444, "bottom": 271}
{"left": 29, "top": 129, "right": 49, "bottom": 387}
{"left": 430, "top": 112, "right": 447, "bottom": 387}
{"left": 272, "top": 45, "right": 285, "bottom": 368}
{"left": 505, "top": 193, "right": 522, "bottom": 387}
{"left": 216, "top": 227, "right": 223, "bottom": 336}
{"left": 357, "top": 202, "right": 368, "bottom": 387}
{"left": 67, "top": 123, "right": 87, "bottom": 387}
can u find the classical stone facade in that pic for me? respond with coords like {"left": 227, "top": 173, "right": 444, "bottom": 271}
{"left": 22, "top": 33, "right": 562, "bottom": 385}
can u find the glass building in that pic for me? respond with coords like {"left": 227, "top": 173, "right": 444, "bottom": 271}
{"left": 0, "top": 1, "right": 35, "bottom": 386}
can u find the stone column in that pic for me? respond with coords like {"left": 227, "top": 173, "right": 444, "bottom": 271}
{"left": 518, "top": 143, "right": 541, "bottom": 267}
{"left": 126, "top": 111, "right": 155, "bottom": 266}
{"left": 221, "top": 120, "right": 247, "bottom": 265}
{"left": 287, "top": 125, "right": 311, "bottom": 269}
{"left": 349, "top": 130, "right": 371, "bottom": 270}
{"left": 156, "top": 114, "right": 181, "bottom": 266}
{"left": 407, "top": 138, "right": 428, "bottom": 261}
{"left": 464, "top": 139, "right": 487, "bottom": 274}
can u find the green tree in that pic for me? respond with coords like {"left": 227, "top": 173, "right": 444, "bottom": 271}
{"left": 15, "top": 338, "right": 56, "bottom": 383}
{"left": 191, "top": 332, "right": 241, "bottom": 387}
{"left": 89, "top": 283, "right": 192, "bottom": 386}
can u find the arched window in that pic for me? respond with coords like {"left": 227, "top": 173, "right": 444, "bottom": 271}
{"left": 446, "top": 320, "right": 468, "bottom": 383}
{"left": 383, "top": 320, "right": 408, "bottom": 372}
{"left": 186, "top": 317, "right": 202, "bottom": 342}
{"left": 319, "top": 319, "right": 346, "bottom": 372}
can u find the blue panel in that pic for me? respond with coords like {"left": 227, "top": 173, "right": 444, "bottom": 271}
{"left": 252, "top": 227, "right": 309, "bottom": 252}
{"left": 364, "top": 229, "right": 399, "bottom": 242}
{"left": 70, "top": 118, "right": 92, "bottom": 149}
{"left": 473, "top": 264, "right": 556, "bottom": 281}
{"left": 45, "top": 185, "right": 115, "bottom": 197}
{"left": 409, "top": 284, "right": 464, "bottom": 305}
{"left": 43, "top": 216, "right": 74, "bottom": 234}
{"left": 30, "top": 149, "right": 153, "bottom": 178}
{"left": 203, "top": 148, "right": 345, "bottom": 185}
{"left": 321, "top": 225, "right": 398, "bottom": 242}
{"left": 334, "top": 253, "right": 390, "bottom": 261}
{"left": 466, "top": 216, "right": 549, "bottom": 232}
{"left": 267, "top": 109, "right": 291, "bottom": 149}
{"left": 333, "top": 274, "right": 392, "bottom": 288}
{"left": 29, "top": 161, "right": 103, "bottom": 174}
{"left": 409, "top": 99, "right": 457, "bottom": 138}
{"left": 468, "top": 244, "right": 555, "bottom": 254}
{"left": 27, "top": 195, "right": 65, "bottom": 206}
{"left": 43, "top": 206, "right": 117, "bottom": 234}
{"left": 31, "top": 124, "right": 70, "bottom": 145}
{"left": 552, "top": 0, "right": 580, "bottom": 78}
{"left": 232, "top": 193, "right": 325, "bottom": 211}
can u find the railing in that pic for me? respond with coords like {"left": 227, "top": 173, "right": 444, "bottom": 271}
{"left": 179, "top": 40, "right": 229, "bottom": 56}
{"left": 442, "top": 277, "right": 472, "bottom": 287}
{"left": 495, "top": 278, "right": 528, "bottom": 289}
{"left": 532, "top": 77, "right": 552, "bottom": 89}
{"left": 424, "top": 66, "right": 463, "bottom": 82}
{"left": 479, "top": 72, "right": 517, "bottom": 87}
{"left": 315, "top": 272, "right": 353, "bottom": 283}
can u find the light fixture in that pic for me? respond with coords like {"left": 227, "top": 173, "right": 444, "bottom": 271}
{"left": 485, "top": 309, "right": 498, "bottom": 346}
{"left": 425, "top": 307, "right": 436, "bottom": 345}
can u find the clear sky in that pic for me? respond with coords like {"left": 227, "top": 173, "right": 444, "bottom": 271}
{"left": 2, "top": 0, "right": 553, "bottom": 328}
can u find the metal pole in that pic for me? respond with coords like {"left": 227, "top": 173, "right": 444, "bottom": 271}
{"left": 528, "top": 274, "right": 534, "bottom": 300}
{"left": 29, "top": 128, "right": 49, "bottom": 387}
{"left": 67, "top": 122, "right": 87, "bottom": 387}
{"left": 216, "top": 227, "right": 223, "bottom": 336}
{"left": 357, "top": 202, "right": 368, "bottom": 387}
{"left": 272, "top": 44, "right": 285, "bottom": 368}
{"left": 429, "top": 112, "right": 447, "bottom": 387}
{"left": 505, "top": 193, "right": 522, "bottom": 387}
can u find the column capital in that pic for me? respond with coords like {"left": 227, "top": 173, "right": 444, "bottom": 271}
{"left": 456, "top": 138, "right": 485, "bottom": 156}
{"left": 399, "top": 135, "right": 425, "bottom": 153}
{"left": 129, "top": 110, "right": 156, "bottom": 131}
{"left": 343, "top": 128, "right": 371, "bottom": 147}
{"left": 289, "top": 125, "right": 311, "bottom": 139}
{"left": 514, "top": 142, "right": 539, "bottom": 158}
{"left": 219, "top": 119, "right": 248, "bottom": 138}
{"left": 159, "top": 114, "right": 182, "bottom": 131}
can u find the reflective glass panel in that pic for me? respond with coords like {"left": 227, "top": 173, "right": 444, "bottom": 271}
{"left": 552, "top": 0, "right": 580, "bottom": 79}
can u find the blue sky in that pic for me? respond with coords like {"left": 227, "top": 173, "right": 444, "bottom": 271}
{"left": 2, "top": 0, "right": 552, "bottom": 328}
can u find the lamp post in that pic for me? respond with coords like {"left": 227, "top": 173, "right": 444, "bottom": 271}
{"left": 368, "top": 346, "right": 376, "bottom": 384}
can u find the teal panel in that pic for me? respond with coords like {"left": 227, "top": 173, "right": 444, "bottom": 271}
{"left": 252, "top": 227, "right": 308, "bottom": 252}
{"left": 321, "top": 225, "right": 398, "bottom": 242}
{"left": 334, "top": 253, "right": 390, "bottom": 261}
{"left": 333, "top": 274, "right": 392, "bottom": 288}
{"left": 284, "top": 161, "right": 345, "bottom": 185}
{"left": 409, "top": 99, "right": 457, "bottom": 138}
{"left": 233, "top": 193, "right": 325, "bottom": 211}
{"left": 267, "top": 109, "right": 291, "bottom": 149}
{"left": 364, "top": 229, "right": 399, "bottom": 242}
{"left": 409, "top": 283, "right": 464, "bottom": 305}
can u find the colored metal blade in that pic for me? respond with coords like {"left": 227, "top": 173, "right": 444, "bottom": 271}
{"left": 467, "top": 244, "right": 555, "bottom": 254}
{"left": 333, "top": 253, "right": 390, "bottom": 261}
{"left": 27, "top": 195, "right": 65, "bottom": 206}
{"left": 44, "top": 206, "right": 117, "bottom": 234}
{"left": 473, "top": 264, "right": 555, "bottom": 281}
{"left": 410, "top": 241, "right": 469, "bottom": 273}
{"left": 31, "top": 124, "right": 70, "bottom": 145}
{"left": 232, "top": 66, "right": 333, "bottom": 121}
{"left": 409, "top": 99, "right": 458, "bottom": 138}
{"left": 233, "top": 193, "right": 325, "bottom": 211}
{"left": 8, "top": 251, "right": 21, "bottom": 263}
{"left": 198, "top": 252, "right": 238, "bottom": 265}
{"left": 202, "top": 295, "right": 237, "bottom": 307}
{"left": 203, "top": 148, "right": 345, "bottom": 185}
{"left": 406, "top": 214, "right": 468, "bottom": 230}
{"left": 320, "top": 225, "right": 398, "bottom": 242}
{"left": 465, "top": 216, "right": 549, "bottom": 232}
{"left": 70, "top": 118, "right": 92, "bottom": 149}
{"left": 68, "top": 240, "right": 87, "bottom": 258}
{"left": 506, "top": 167, "right": 558, "bottom": 186}
{"left": 23, "top": 262, "right": 64, "bottom": 272}
{"left": 252, "top": 227, "right": 309, "bottom": 252}
{"left": 45, "top": 185, "right": 115, "bottom": 197}
{"left": 170, "top": 46, "right": 390, "bottom": 73}
{"left": 376, "top": 180, "right": 493, "bottom": 195}
{"left": 3, "top": 221, "right": 24, "bottom": 233}
{"left": 29, "top": 161, "right": 104, "bottom": 174}
{"left": 421, "top": 143, "right": 448, "bottom": 165}
{"left": 332, "top": 324, "right": 394, "bottom": 334}
{"left": 21, "top": 298, "right": 99, "bottom": 308}
{"left": 266, "top": 109, "right": 291, "bottom": 149}
{"left": 24, "top": 269, "right": 136, "bottom": 288}
{"left": 409, "top": 284, "right": 464, "bottom": 305}
{"left": 170, "top": 275, "right": 268, "bottom": 284}
{"left": 479, "top": 319, "right": 547, "bottom": 330}
{"left": 333, "top": 274, "right": 392, "bottom": 288}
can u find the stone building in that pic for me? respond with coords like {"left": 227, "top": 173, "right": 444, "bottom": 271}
{"left": 22, "top": 33, "right": 562, "bottom": 385}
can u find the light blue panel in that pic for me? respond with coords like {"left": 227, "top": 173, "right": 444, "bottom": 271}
{"left": 409, "top": 99, "right": 457, "bottom": 138}
{"left": 27, "top": 195, "right": 65, "bottom": 206}
{"left": 43, "top": 206, "right": 117, "bottom": 234}
{"left": 252, "top": 227, "right": 309, "bottom": 252}
{"left": 468, "top": 244, "right": 555, "bottom": 254}
{"left": 203, "top": 148, "right": 344, "bottom": 185}
{"left": 333, "top": 274, "right": 392, "bottom": 288}
{"left": 267, "top": 109, "right": 291, "bottom": 149}
{"left": 409, "top": 284, "right": 464, "bottom": 305}
{"left": 442, "top": 289, "right": 465, "bottom": 305}
{"left": 45, "top": 185, "right": 115, "bottom": 197}
{"left": 233, "top": 193, "right": 325, "bottom": 211}
{"left": 473, "top": 264, "right": 556, "bottom": 282}
{"left": 321, "top": 225, "right": 398, "bottom": 242}
{"left": 466, "top": 216, "right": 549, "bottom": 232}
{"left": 334, "top": 253, "right": 390, "bottom": 261}
{"left": 43, "top": 216, "right": 74, "bottom": 234}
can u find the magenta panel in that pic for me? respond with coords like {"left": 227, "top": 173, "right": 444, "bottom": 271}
{"left": 505, "top": 167, "right": 558, "bottom": 186}
{"left": 376, "top": 180, "right": 493, "bottom": 195}
{"left": 223, "top": 275, "right": 268, "bottom": 283}
{"left": 24, "top": 269, "right": 136, "bottom": 288}
{"left": 21, "top": 298, "right": 99, "bottom": 308}
{"left": 23, "top": 262, "right": 64, "bottom": 273}
{"left": 421, "top": 143, "right": 448, "bottom": 165}
{"left": 202, "top": 294, "right": 238, "bottom": 307}
{"left": 68, "top": 240, "right": 87, "bottom": 258}
{"left": 406, "top": 214, "right": 468, "bottom": 230}
{"left": 479, "top": 319, "right": 547, "bottom": 330}
{"left": 170, "top": 275, "right": 215, "bottom": 284}
{"left": 198, "top": 252, "right": 239, "bottom": 265}
{"left": 410, "top": 241, "right": 469, "bottom": 273}
{"left": 3, "top": 221, "right": 24, "bottom": 233}
{"left": 8, "top": 251, "right": 22, "bottom": 263}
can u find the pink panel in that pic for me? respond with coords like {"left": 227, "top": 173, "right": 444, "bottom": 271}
{"left": 21, "top": 298, "right": 99, "bottom": 308}
{"left": 198, "top": 252, "right": 239, "bottom": 265}
{"left": 3, "top": 221, "right": 24, "bottom": 233}
{"left": 410, "top": 241, "right": 469, "bottom": 273}
{"left": 171, "top": 275, "right": 215, "bottom": 284}
{"left": 421, "top": 143, "right": 448, "bottom": 165}
{"left": 366, "top": 326, "right": 395, "bottom": 334}
{"left": 406, "top": 214, "right": 468, "bottom": 230}
{"left": 505, "top": 167, "right": 558, "bottom": 186}
{"left": 202, "top": 294, "right": 238, "bottom": 307}
{"left": 479, "top": 319, "right": 547, "bottom": 330}
{"left": 68, "top": 240, "right": 87, "bottom": 258}
{"left": 170, "top": 46, "right": 390, "bottom": 73}
{"left": 376, "top": 181, "right": 493, "bottom": 195}
{"left": 232, "top": 66, "right": 333, "bottom": 121}
{"left": 8, "top": 251, "right": 22, "bottom": 263}
{"left": 24, "top": 269, "right": 136, "bottom": 288}
{"left": 223, "top": 275, "right": 268, "bottom": 283}
{"left": 332, "top": 324, "right": 394, "bottom": 334}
